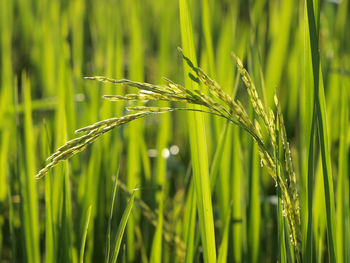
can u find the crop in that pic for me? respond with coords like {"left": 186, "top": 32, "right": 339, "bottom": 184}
{"left": 1, "top": 0, "right": 348, "bottom": 262}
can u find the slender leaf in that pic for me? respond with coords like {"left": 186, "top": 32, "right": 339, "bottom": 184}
{"left": 110, "top": 191, "right": 136, "bottom": 263}
{"left": 179, "top": 0, "right": 217, "bottom": 262}
{"left": 80, "top": 205, "right": 92, "bottom": 263}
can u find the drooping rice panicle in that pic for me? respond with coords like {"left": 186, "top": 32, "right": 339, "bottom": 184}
{"left": 232, "top": 53, "right": 277, "bottom": 150}
{"left": 231, "top": 53, "right": 300, "bottom": 250}
{"left": 37, "top": 53, "right": 301, "bottom": 254}
{"left": 36, "top": 112, "right": 162, "bottom": 179}
{"left": 274, "top": 93, "right": 301, "bottom": 249}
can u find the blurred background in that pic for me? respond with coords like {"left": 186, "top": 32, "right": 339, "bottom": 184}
{"left": 0, "top": 0, "right": 349, "bottom": 262}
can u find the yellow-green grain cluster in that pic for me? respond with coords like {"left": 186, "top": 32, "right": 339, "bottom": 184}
{"left": 36, "top": 53, "right": 302, "bottom": 253}
{"left": 3, "top": 1, "right": 348, "bottom": 263}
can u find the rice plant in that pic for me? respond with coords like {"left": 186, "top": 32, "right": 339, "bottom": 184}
{"left": 1, "top": 0, "right": 349, "bottom": 262}
{"left": 35, "top": 50, "right": 302, "bottom": 260}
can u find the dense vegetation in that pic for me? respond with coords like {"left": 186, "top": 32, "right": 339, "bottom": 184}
{"left": 0, "top": 0, "right": 349, "bottom": 262}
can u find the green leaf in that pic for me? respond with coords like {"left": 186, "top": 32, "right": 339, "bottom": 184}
{"left": 110, "top": 191, "right": 136, "bottom": 263}
{"left": 179, "top": 0, "right": 217, "bottom": 262}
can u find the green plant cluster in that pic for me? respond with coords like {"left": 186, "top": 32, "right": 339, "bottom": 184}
{"left": 0, "top": 0, "right": 349, "bottom": 262}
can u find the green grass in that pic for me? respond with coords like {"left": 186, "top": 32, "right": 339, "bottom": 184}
{"left": 1, "top": 0, "right": 349, "bottom": 262}
{"left": 179, "top": 0, "right": 217, "bottom": 262}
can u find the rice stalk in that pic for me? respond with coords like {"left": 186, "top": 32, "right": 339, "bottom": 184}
{"left": 36, "top": 52, "right": 301, "bottom": 256}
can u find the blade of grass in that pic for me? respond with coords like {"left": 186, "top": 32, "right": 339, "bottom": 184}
{"left": 184, "top": 180, "right": 197, "bottom": 263}
{"left": 0, "top": 0, "right": 13, "bottom": 207}
{"left": 305, "top": 0, "right": 337, "bottom": 261}
{"left": 193, "top": 121, "right": 231, "bottom": 261}
{"left": 80, "top": 205, "right": 92, "bottom": 263}
{"left": 305, "top": 103, "right": 316, "bottom": 263}
{"left": 45, "top": 169, "right": 56, "bottom": 263}
{"left": 316, "top": 65, "right": 337, "bottom": 263}
{"left": 105, "top": 170, "right": 120, "bottom": 263}
{"left": 22, "top": 73, "right": 40, "bottom": 263}
{"left": 217, "top": 202, "right": 232, "bottom": 263}
{"left": 55, "top": 34, "right": 75, "bottom": 261}
{"left": 150, "top": 0, "right": 174, "bottom": 257}
{"left": 42, "top": 123, "right": 56, "bottom": 263}
{"left": 179, "top": 0, "right": 217, "bottom": 262}
{"left": 303, "top": 3, "right": 315, "bottom": 261}
{"left": 126, "top": 1, "right": 144, "bottom": 260}
{"left": 336, "top": 85, "right": 348, "bottom": 263}
{"left": 231, "top": 126, "right": 243, "bottom": 262}
{"left": 58, "top": 166, "right": 74, "bottom": 262}
{"left": 80, "top": 144, "right": 102, "bottom": 262}
{"left": 109, "top": 191, "right": 136, "bottom": 263}
{"left": 312, "top": 159, "right": 327, "bottom": 262}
